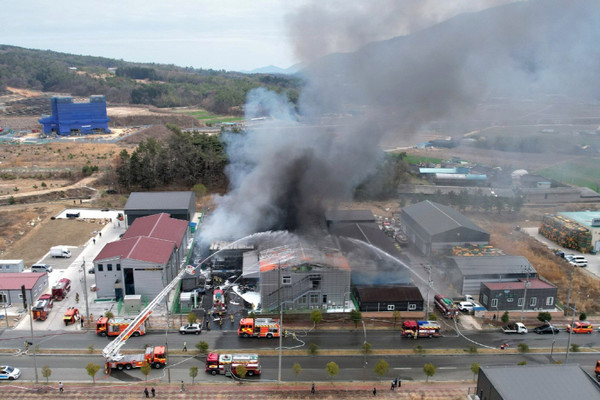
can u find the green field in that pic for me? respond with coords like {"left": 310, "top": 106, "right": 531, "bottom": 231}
{"left": 538, "top": 158, "right": 600, "bottom": 192}
{"left": 184, "top": 110, "right": 242, "bottom": 125}
{"left": 402, "top": 155, "right": 444, "bottom": 165}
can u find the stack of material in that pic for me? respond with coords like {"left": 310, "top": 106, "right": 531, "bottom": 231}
{"left": 451, "top": 244, "right": 504, "bottom": 256}
{"left": 538, "top": 215, "right": 592, "bottom": 252}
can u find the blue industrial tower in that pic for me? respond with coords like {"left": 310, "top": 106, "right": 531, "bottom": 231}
{"left": 39, "top": 95, "right": 110, "bottom": 135}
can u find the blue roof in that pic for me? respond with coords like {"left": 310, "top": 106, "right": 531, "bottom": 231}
{"left": 560, "top": 211, "right": 600, "bottom": 228}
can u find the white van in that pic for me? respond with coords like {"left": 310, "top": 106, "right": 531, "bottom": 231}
{"left": 50, "top": 246, "right": 71, "bottom": 258}
{"left": 31, "top": 263, "right": 53, "bottom": 273}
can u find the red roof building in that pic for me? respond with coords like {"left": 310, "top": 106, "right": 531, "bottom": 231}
{"left": 0, "top": 272, "right": 49, "bottom": 307}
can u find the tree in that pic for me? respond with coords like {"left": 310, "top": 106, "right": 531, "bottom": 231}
{"left": 579, "top": 312, "right": 587, "bottom": 321}
{"left": 392, "top": 311, "right": 402, "bottom": 329}
{"left": 501, "top": 311, "right": 510, "bottom": 324}
{"left": 349, "top": 309, "right": 362, "bottom": 328}
{"left": 235, "top": 364, "right": 248, "bottom": 379}
{"left": 195, "top": 341, "right": 209, "bottom": 354}
{"left": 292, "top": 362, "right": 302, "bottom": 378}
{"left": 423, "top": 363, "right": 436, "bottom": 383}
{"left": 537, "top": 312, "right": 552, "bottom": 323}
{"left": 308, "top": 343, "right": 319, "bottom": 356}
{"left": 105, "top": 311, "right": 114, "bottom": 320}
{"left": 361, "top": 341, "right": 372, "bottom": 355}
{"left": 517, "top": 343, "right": 529, "bottom": 353}
{"left": 326, "top": 361, "right": 339, "bottom": 380}
{"left": 189, "top": 366, "right": 199, "bottom": 383}
{"left": 470, "top": 363, "right": 480, "bottom": 381}
{"left": 85, "top": 363, "right": 101, "bottom": 384}
{"left": 373, "top": 359, "right": 389, "bottom": 378}
{"left": 310, "top": 309, "right": 323, "bottom": 327}
{"left": 428, "top": 313, "right": 438, "bottom": 321}
{"left": 191, "top": 183, "right": 207, "bottom": 198}
{"left": 41, "top": 365, "right": 52, "bottom": 383}
{"left": 140, "top": 362, "right": 152, "bottom": 381}
{"left": 187, "top": 312, "right": 197, "bottom": 324}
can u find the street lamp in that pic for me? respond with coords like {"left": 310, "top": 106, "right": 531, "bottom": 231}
{"left": 361, "top": 319, "right": 367, "bottom": 381}
{"left": 565, "top": 304, "right": 577, "bottom": 362}
{"left": 421, "top": 264, "right": 433, "bottom": 317}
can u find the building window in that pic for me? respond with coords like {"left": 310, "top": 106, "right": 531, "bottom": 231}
{"left": 530, "top": 297, "right": 537, "bottom": 306}
{"left": 282, "top": 276, "right": 291, "bottom": 285}
{"left": 387, "top": 304, "right": 395, "bottom": 311}
{"left": 310, "top": 294, "right": 319, "bottom": 304}
{"left": 408, "top": 303, "right": 416, "bottom": 311}
{"left": 297, "top": 295, "right": 307, "bottom": 305}
{"left": 98, "top": 264, "right": 103, "bottom": 272}
{"left": 482, "top": 294, "right": 488, "bottom": 305}
{"left": 546, "top": 297, "right": 554, "bottom": 306}
{"left": 517, "top": 298, "right": 524, "bottom": 307}
{"left": 491, "top": 298, "right": 498, "bottom": 308}
{"left": 0, "top": 292, "right": 7, "bottom": 304}
{"left": 506, "top": 297, "right": 514, "bottom": 303}
{"left": 322, "top": 295, "right": 327, "bottom": 304}
{"left": 116, "top": 264, "right": 121, "bottom": 271}
{"left": 107, "top": 264, "right": 113, "bottom": 271}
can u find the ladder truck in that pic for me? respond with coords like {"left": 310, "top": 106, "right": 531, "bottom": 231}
{"left": 102, "top": 265, "right": 196, "bottom": 373}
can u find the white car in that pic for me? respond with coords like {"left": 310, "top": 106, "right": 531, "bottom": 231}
{"left": 0, "top": 366, "right": 20, "bottom": 380}
{"left": 457, "top": 301, "right": 475, "bottom": 313}
{"left": 179, "top": 323, "right": 202, "bottom": 335}
{"left": 569, "top": 255, "right": 588, "bottom": 267}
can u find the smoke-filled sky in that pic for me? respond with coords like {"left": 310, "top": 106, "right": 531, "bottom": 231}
{"left": 201, "top": 0, "right": 600, "bottom": 244}
{"left": 4, "top": 0, "right": 518, "bottom": 71}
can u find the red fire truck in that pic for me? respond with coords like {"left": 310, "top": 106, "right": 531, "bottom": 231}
{"left": 63, "top": 307, "right": 80, "bottom": 325}
{"left": 434, "top": 294, "right": 458, "bottom": 318}
{"left": 52, "top": 278, "right": 71, "bottom": 301}
{"left": 238, "top": 318, "right": 280, "bottom": 338}
{"left": 205, "top": 352, "right": 261, "bottom": 376}
{"left": 32, "top": 294, "right": 53, "bottom": 321}
{"left": 105, "top": 346, "right": 166, "bottom": 371}
{"left": 401, "top": 320, "right": 441, "bottom": 338}
{"left": 96, "top": 317, "right": 146, "bottom": 337}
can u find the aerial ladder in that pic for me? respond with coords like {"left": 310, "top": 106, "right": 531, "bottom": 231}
{"left": 102, "top": 265, "right": 196, "bottom": 373}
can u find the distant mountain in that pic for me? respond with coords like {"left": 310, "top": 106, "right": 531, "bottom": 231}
{"left": 242, "top": 63, "right": 303, "bottom": 75}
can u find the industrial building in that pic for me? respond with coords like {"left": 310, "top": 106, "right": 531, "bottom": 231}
{"left": 39, "top": 96, "right": 110, "bottom": 135}
{"left": 476, "top": 364, "right": 600, "bottom": 400}
{"left": 479, "top": 278, "right": 558, "bottom": 313}
{"left": 542, "top": 211, "right": 600, "bottom": 253}
{"left": 0, "top": 273, "right": 48, "bottom": 306}
{"left": 353, "top": 285, "right": 424, "bottom": 313}
{"left": 123, "top": 191, "right": 196, "bottom": 226}
{"left": 399, "top": 200, "right": 490, "bottom": 256}
{"left": 445, "top": 255, "right": 536, "bottom": 295}
{"left": 93, "top": 213, "right": 190, "bottom": 299}
{"left": 256, "top": 243, "right": 351, "bottom": 312}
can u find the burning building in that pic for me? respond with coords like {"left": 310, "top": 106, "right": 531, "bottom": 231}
{"left": 256, "top": 243, "right": 351, "bottom": 312}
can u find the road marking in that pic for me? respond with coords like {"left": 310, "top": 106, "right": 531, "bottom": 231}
{"left": 438, "top": 367, "right": 457, "bottom": 370}
{"left": 393, "top": 367, "right": 412, "bottom": 370}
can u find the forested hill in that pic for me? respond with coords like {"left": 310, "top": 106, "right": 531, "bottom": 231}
{"left": 0, "top": 45, "right": 301, "bottom": 114}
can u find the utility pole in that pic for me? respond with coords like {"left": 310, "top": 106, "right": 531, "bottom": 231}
{"left": 565, "top": 304, "right": 576, "bottom": 362}
{"left": 81, "top": 258, "right": 89, "bottom": 323}
{"left": 519, "top": 267, "right": 531, "bottom": 323}
{"left": 277, "top": 263, "right": 282, "bottom": 384}
{"left": 361, "top": 320, "right": 367, "bottom": 382}
{"left": 425, "top": 264, "right": 433, "bottom": 317}
{"left": 565, "top": 264, "right": 574, "bottom": 316}
{"left": 22, "top": 285, "right": 39, "bottom": 384}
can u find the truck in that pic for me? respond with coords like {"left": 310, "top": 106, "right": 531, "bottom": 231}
{"left": 50, "top": 246, "right": 71, "bottom": 258}
{"left": 105, "top": 346, "right": 166, "bottom": 371}
{"left": 96, "top": 317, "right": 146, "bottom": 337}
{"left": 238, "top": 318, "right": 280, "bottom": 338}
{"left": 31, "top": 294, "right": 53, "bottom": 321}
{"left": 102, "top": 265, "right": 197, "bottom": 374}
{"left": 595, "top": 360, "right": 600, "bottom": 381}
{"left": 212, "top": 288, "right": 227, "bottom": 316}
{"left": 51, "top": 278, "right": 71, "bottom": 301}
{"left": 0, "top": 259, "right": 25, "bottom": 273}
{"left": 205, "top": 352, "right": 261, "bottom": 376}
{"left": 63, "top": 307, "right": 80, "bottom": 325}
{"left": 502, "top": 322, "right": 528, "bottom": 334}
{"left": 434, "top": 294, "right": 458, "bottom": 318}
{"left": 401, "top": 320, "right": 441, "bottom": 338}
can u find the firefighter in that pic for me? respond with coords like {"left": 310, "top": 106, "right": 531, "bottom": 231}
{"left": 230, "top": 314, "right": 234, "bottom": 323}
{"left": 75, "top": 293, "right": 80, "bottom": 303}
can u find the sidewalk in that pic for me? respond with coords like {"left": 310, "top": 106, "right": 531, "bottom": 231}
{"left": 0, "top": 380, "right": 475, "bottom": 399}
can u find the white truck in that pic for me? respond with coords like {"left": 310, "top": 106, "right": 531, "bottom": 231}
{"left": 502, "top": 322, "right": 528, "bottom": 334}
{"left": 50, "top": 246, "right": 71, "bottom": 258}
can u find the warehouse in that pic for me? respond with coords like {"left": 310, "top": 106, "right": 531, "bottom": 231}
{"left": 0, "top": 273, "right": 48, "bottom": 307}
{"left": 479, "top": 278, "right": 558, "bottom": 312}
{"left": 399, "top": 200, "right": 490, "bottom": 256}
{"left": 123, "top": 191, "right": 196, "bottom": 226}
{"left": 38, "top": 95, "right": 110, "bottom": 135}
{"left": 445, "top": 255, "right": 536, "bottom": 295}
{"left": 554, "top": 211, "right": 600, "bottom": 253}
{"left": 353, "top": 285, "right": 424, "bottom": 313}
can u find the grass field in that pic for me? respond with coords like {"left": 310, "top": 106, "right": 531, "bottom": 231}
{"left": 537, "top": 158, "right": 600, "bottom": 192}
{"left": 403, "top": 154, "right": 444, "bottom": 165}
{"left": 184, "top": 110, "right": 242, "bottom": 125}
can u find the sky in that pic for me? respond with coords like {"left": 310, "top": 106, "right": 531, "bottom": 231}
{"left": 2, "top": 0, "right": 518, "bottom": 72}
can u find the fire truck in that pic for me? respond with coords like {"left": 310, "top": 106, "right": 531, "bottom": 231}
{"left": 96, "top": 317, "right": 146, "bottom": 337}
{"left": 63, "top": 307, "right": 80, "bottom": 325}
{"left": 32, "top": 294, "right": 53, "bottom": 321}
{"left": 401, "top": 320, "right": 441, "bottom": 338}
{"left": 595, "top": 360, "right": 600, "bottom": 381}
{"left": 434, "top": 294, "right": 458, "bottom": 318}
{"left": 51, "top": 278, "right": 71, "bottom": 301}
{"left": 212, "top": 288, "right": 227, "bottom": 316}
{"left": 205, "top": 352, "right": 261, "bottom": 376}
{"left": 238, "top": 317, "right": 280, "bottom": 338}
{"left": 102, "top": 265, "right": 196, "bottom": 374}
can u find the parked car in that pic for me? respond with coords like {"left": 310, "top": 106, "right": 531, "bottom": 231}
{"left": 569, "top": 255, "right": 588, "bottom": 267}
{"left": 0, "top": 366, "right": 20, "bottom": 380}
{"left": 457, "top": 301, "right": 475, "bottom": 313}
{"left": 567, "top": 321, "right": 594, "bottom": 334}
{"left": 179, "top": 323, "right": 202, "bottom": 335}
{"left": 533, "top": 324, "right": 560, "bottom": 334}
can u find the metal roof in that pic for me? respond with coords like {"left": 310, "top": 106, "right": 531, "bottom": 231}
{"left": 355, "top": 285, "right": 422, "bottom": 302}
{"left": 560, "top": 211, "right": 600, "bottom": 228}
{"left": 449, "top": 255, "right": 536, "bottom": 276}
{"left": 329, "top": 222, "right": 402, "bottom": 259}
{"left": 124, "top": 191, "right": 194, "bottom": 211}
{"left": 480, "top": 364, "right": 600, "bottom": 399}
{"left": 484, "top": 278, "right": 555, "bottom": 290}
{"left": 121, "top": 213, "right": 188, "bottom": 246}
{"left": 401, "top": 200, "right": 488, "bottom": 237}
{"left": 94, "top": 236, "right": 176, "bottom": 264}
{"left": 0, "top": 273, "right": 46, "bottom": 290}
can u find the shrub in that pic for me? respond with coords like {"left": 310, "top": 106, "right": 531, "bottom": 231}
{"left": 413, "top": 345, "right": 425, "bottom": 354}
{"left": 517, "top": 343, "right": 529, "bottom": 353}
{"left": 501, "top": 312, "right": 510, "bottom": 324}
{"left": 308, "top": 343, "right": 319, "bottom": 355}
{"left": 518, "top": 361, "right": 527, "bottom": 366}
{"left": 537, "top": 312, "right": 552, "bottom": 323}
{"left": 570, "top": 344, "right": 580, "bottom": 352}
{"left": 466, "top": 345, "right": 478, "bottom": 354}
